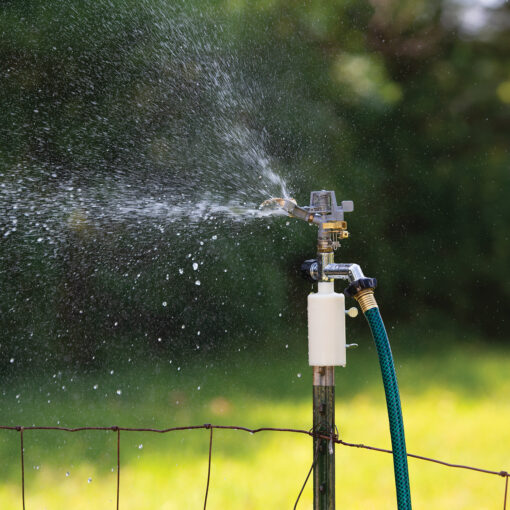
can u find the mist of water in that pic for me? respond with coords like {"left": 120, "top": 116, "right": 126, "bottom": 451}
{"left": 1, "top": 3, "right": 293, "bottom": 247}
{"left": 1, "top": 0, "right": 308, "bottom": 381}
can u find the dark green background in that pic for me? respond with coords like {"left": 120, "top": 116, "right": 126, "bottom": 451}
{"left": 1, "top": 0, "right": 509, "bottom": 373}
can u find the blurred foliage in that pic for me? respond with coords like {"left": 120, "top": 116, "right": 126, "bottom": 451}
{"left": 1, "top": 0, "right": 510, "bottom": 370}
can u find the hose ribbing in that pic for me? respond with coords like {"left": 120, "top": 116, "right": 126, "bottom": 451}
{"left": 364, "top": 307, "right": 412, "bottom": 510}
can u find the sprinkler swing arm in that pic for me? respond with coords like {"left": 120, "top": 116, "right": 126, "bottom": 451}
{"left": 262, "top": 190, "right": 412, "bottom": 510}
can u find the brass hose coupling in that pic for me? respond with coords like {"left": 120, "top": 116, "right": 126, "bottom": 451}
{"left": 353, "top": 289, "right": 378, "bottom": 313}
{"left": 344, "top": 278, "right": 378, "bottom": 313}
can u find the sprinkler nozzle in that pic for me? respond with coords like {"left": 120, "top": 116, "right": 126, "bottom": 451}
{"left": 260, "top": 197, "right": 295, "bottom": 210}
{"left": 260, "top": 197, "right": 320, "bottom": 224}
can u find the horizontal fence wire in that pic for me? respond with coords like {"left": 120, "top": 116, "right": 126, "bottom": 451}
{"left": 3, "top": 423, "right": 509, "bottom": 509}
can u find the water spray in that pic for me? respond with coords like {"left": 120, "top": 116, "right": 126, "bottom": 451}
{"left": 263, "top": 190, "right": 412, "bottom": 510}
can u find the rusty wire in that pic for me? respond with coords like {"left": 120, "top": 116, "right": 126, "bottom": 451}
{"left": 505, "top": 476, "right": 509, "bottom": 510}
{"left": 293, "top": 439, "right": 320, "bottom": 510}
{"left": 116, "top": 427, "right": 120, "bottom": 510}
{"left": 3, "top": 423, "right": 509, "bottom": 509}
{"left": 203, "top": 424, "right": 213, "bottom": 510}
{"left": 18, "top": 427, "right": 25, "bottom": 510}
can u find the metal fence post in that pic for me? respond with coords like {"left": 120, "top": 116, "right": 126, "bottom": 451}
{"left": 313, "top": 366, "right": 335, "bottom": 510}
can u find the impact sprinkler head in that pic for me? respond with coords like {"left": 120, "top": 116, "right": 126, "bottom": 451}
{"left": 261, "top": 190, "right": 353, "bottom": 251}
{"left": 262, "top": 190, "right": 359, "bottom": 283}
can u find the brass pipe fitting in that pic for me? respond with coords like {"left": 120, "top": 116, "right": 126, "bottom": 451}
{"left": 354, "top": 288, "right": 378, "bottom": 313}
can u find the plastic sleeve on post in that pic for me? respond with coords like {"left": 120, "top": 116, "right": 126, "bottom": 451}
{"left": 307, "top": 286, "right": 346, "bottom": 366}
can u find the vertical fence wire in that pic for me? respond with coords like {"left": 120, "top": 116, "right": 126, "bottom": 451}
{"left": 504, "top": 475, "right": 509, "bottom": 510}
{"left": 116, "top": 427, "right": 121, "bottom": 510}
{"left": 18, "top": 427, "right": 25, "bottom": 510}
{"left": 203, "top": 425, "right": 213, "bottom": 510}
{"left": 293, "top": 439, "right": 320, "bottom": 509}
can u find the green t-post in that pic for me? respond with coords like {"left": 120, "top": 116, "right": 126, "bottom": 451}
{"left": 313, "top": 366, "right": 335, "bottom": 510}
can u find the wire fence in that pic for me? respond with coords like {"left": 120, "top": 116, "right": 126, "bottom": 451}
{"left": 1, "top": 423, "right": 508, "bottom": 509}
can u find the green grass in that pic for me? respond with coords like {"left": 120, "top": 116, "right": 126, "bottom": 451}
{"left": 0, "top": 329, "right": 510, "bottom": 509}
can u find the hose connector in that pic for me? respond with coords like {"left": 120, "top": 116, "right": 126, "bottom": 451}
{"left": 353, "top": 289, "right": 378, "bottom": 313}
{"left": 344, "top": 278, "right": 378, "bottom": 313}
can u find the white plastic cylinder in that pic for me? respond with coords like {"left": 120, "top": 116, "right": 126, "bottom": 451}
{"left": 308, "top": 281, "right": 346, "bottom": 366}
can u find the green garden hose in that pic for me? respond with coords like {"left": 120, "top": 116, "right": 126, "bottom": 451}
{"left": 362, "top": 301, "right": 412, "bottom": 509}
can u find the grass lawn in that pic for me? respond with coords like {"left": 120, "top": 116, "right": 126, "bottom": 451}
{"left": 0, "top": 326, "right": 509, "bottom": 509}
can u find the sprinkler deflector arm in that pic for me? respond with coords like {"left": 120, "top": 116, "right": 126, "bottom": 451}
{"left": 281, "top": 198, "right": 322, "bottom": 224}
